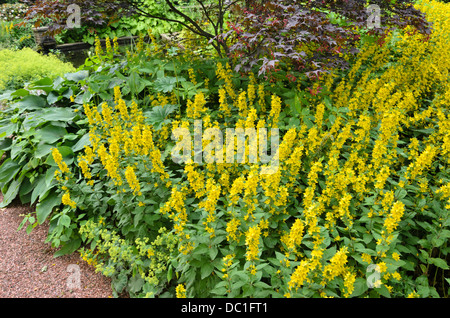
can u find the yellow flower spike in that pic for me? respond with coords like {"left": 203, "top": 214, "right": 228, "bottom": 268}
{"left": 116, "top": 98, "right": 129, "bottom": 120}
{"left": 113, "top": 36, "right": 119, "bottom": 53}
{"left": 51, "top": 148, "right": 70, "bottom": 175}
{"left": 125, "top": 166, "right": 141, "bottom": 196}
{"left": 176, "top": 284, "right": 186, "bottom": 298}
{"left": 94, "top": 35, "right": 103, "bottom": 58}
{"left": 114, "top": 86, "right": 122, "bottom": 105}
{"left": 62, "top": 191, "right": 76, "bottom": 209}
{"left": 245, "top": 225, "right": 261, "bottom": 261}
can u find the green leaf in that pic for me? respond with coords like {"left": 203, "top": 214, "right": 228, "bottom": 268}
{"left": 167, "top": 264, "right": 173, "bottom": 283}
{"left": 58, "top": 214, "right": 71, "bottom": 228}
{"left": 36, "top": 192, "right": 62, "bottom": 224}
{"left": 428, "top": 258, "right": 449, "bottom": 270}
{"left": 153, "top": 76, "right": 185, "bottom": 93}
{"left": 36, "top": 124, "right": 68, "bottom": 144}
{"left": 47, "top": 91, "right": 61, "bottom": 105}
{"left": 128, "top": 71, "right": 146, "bottom": 95}
{"left": 65, "top": 70, "right": 89, "bottom": 82}
{"left": 72, "top": 133, "right": 91, "bottom": 152}
{"left": 0, "top": 120, "right": 17, "bottom": 139}
{"left": 209, "top": 246, "right": 218, "bottom": 260}
{"left": 13, "top": 95, "right": 47, "bottom": 112}
{"left": 201, "top": 262, "right": 214, "bottom": 280}
{"left": 351, "top": 277, "right": 368, "bottom": 297}
{"left": 34, "top": 142, "right": 54, "bottom": 159}
{"left": 431, "top": 236, "right": 445, "bottom": 248}
{"left": 53, "top": 238, "right": 81, "bottom": 257}
{"left": 254, "top": 281, "right": 271, "bottom": 289}
{"left": 374, "top": 284, "right": 391, "bottom": 298}
{"left": 11, "top": 88, "right": 30, "bottom": 98}
{"left": 41, "top": 108, "right": 75, "bottom": 122}
{"left": 144, "top": 105, "right": 177, "bottom": 130}
{"left": 128, "top": 275, "right": 144, "bottom": 294}
{"left": 0, "top": 178, "right": 22, "bottom": 208}
{"left": 0, "top": 159, "right": 21, "bottom": 184}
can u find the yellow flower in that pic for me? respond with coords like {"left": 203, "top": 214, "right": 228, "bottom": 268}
{"left": 384, "top": 201, "right": 405, "bottom": 234}
{"left": 376, "top": 262, "right": 388, "bottom": 273}
{"left": 288, "top": 260, "right": 310, "bottom": 291}
{"left": 62, "top": 191, "right": 76, "bottom": 209}
{"left": 407, "top": 291, "right": 419, "bottom": 298}
{"left": 343, "top": 271, "right": 356, "bottom": 297}
{"left": 226, "top": 217, "right": 241, "bottom": 242}
{"left": 176, "top": 284, "right": 186, "bottom": 298}
{"left": 392, "top": 272, "right": 401, "bottom": 280}
{"left": 94, "top": 35, "right": 103, "bottom": 58}
{"left": 186, "top": 92, "right": 207, "bottom": 119}
{"left": 286, "top": 218, "right": 304, "bottom": 253}
{"left": 78, "top": 159, "right": 92, "bottom": 179}
{"left": 269, "top": 94, "right": 282, "bottom": 127}
{"left": 125, "top": 166, "right": 141, "bottom": 196}
{"left": 188, "top": 68, "right": 197, "bottom": 85}
{"left": 113, "top": 36, "right": 119, "bottom": 53}
{"left": 52, "top": 148, "right": 70, "bottom": 174}
{"left": 361, "top": 253, "right": 372, "bottom": 264}
{"left": 245, "top": 225, "right": 261, "bottom": 261}
{"left": 323, "top": 247, "right": 348, "bottom": 281}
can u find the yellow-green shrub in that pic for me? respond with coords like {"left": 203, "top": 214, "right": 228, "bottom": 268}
{"left": 0, "top": 47, "right": 75, "bottom": 91}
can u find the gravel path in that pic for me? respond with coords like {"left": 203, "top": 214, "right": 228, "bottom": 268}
{"left": 0, "top": 194, "right": 112, "bottom": 298}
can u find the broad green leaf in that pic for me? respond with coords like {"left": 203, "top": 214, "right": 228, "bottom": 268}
{"left": 351, "top": 277, "right": 369, "bottom": 297}
{"left": 0, "top": 159, "right": 21, "bottom": 184}
{"left": 0, "top": 178, "right": 22, "bottom": 208}
{"left": 72, "top": 133, "right": 91, "bottom": 152}
{"left": 143, "top": 104, "right": 177, "bottom": 130}
{"left": 0, "top": 120, "right": 17, "bottom": 139}
{"left": 58, "top": 214, "right": 71, "bottom": 228}
{"left": 47, "top": 91, "right": 61, "bottom": 105}
{"left": 65, "top": 70, "right": 89, "bottom": 82}
{"left": 34, "top": 142, "right": 54, "bottom": 159}
{"left": 13, "top": 95, "right": 47, "bottom": 112}
{"left": 52, "top": 76, "right": 65, "bottom": 90}
{"left": 36, "top": 192, "right": 62, "bottom": 224}
{"left": 41, "top": 108, "right": 75, "bottom": 122}
{"left": 53, "top": 238, "right": 81, "bottom": 257}
{"left": 128, "top": 276, "right": 144, "bottom": 294}
{"left": 374, "top": 284, "right": 391, "bottom": 298}
{"left": 36, "top": 124, "right": 68, "bottom": 144}
{"left": 31, "top": 175, "right": 52, "bottom": 204}
{"left": 128, "top": 71, "right": 146, "bottom": 95}
{"left": 200, "top": 262, "right": 214, "bottom": 280}
{"left": 10, "top": 88, "right": 30, "bottom": 98}
{"left": 153, "top": 76, "right": 185, "bottom": 93}
{"left": 428, "top": 258, "right": 449, "bottom": 270}
{"left": 29, "top": 77, "right": 54, "bottom": 94}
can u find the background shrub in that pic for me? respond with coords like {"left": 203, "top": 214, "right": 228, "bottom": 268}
{"left": 0, "top": 47, "right": 75, "bottom": 91}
